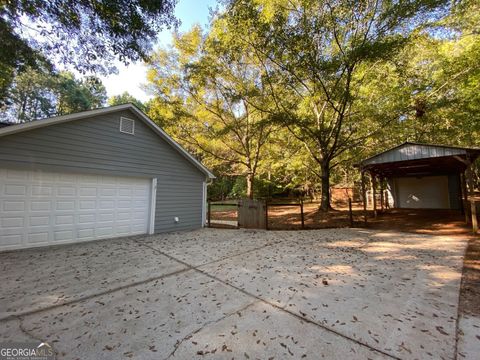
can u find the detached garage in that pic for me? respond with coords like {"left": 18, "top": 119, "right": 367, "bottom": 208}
{"left": 358, "top": 142, "right": 480, "bottom": 216}
{"left": 0, "top": 104, "right": 214, "bottom": 251}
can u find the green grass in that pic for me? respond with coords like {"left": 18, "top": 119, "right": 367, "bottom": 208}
{"left": 209, "top": 201, "right": 238, "bottom": 212}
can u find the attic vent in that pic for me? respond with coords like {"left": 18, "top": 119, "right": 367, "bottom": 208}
{"left": 120, "top": 117, "right": 135, "bottom": 135}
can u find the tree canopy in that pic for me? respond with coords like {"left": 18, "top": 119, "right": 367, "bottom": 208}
{"left": 1, "top": 68, "right": 107, "bottom": 122}
{"left": 0, "top": 0, "right": 178, "bottom": 105}
{"left": 146, "top": 0, "right": 479, "bottom": 204}
{"left": 108, "top": 92, "right": 147, "bottom": 111}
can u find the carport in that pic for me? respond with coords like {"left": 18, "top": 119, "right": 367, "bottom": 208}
{"left": 358, "top": 142, "right": 480, "bottom": 232}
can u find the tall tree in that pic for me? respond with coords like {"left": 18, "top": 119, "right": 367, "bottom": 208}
{"left": 108, "top": 92, "right": 147, "bottom": 111}
{"left": 0, "top": 0, "right": 178, "bottom": 104}
{"left": 2, "top": 69, "right": 107, "bottom": 122}
{"left": 222, "top": 0, "right": 449, "bottom": 210}
{"left": 147, "top": 26, "right": 276, "bottom": 198}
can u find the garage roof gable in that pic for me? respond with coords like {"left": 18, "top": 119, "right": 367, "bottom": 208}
{"left": 0, "top": 104, "right": 215, "bottom": 179}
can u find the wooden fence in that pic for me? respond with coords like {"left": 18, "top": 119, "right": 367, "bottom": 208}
{"left": 208, "top": 197, "right": 355, "bottom": 230}
{"left": 207, "top": 201, "right": 238, "bottom": 228}
{"left": 265, "top": 200, "right": 305, "bottom": 230}
{"left": 238, "top": 199, "right": 266, "bottom": 229}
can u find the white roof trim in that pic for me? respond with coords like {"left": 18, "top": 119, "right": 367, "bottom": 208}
{"left": 0, "top": 104, "right": 215, "bottom": 179}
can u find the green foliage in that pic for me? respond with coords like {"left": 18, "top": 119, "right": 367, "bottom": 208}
{"left": 146, "top": 25, "right": 277, "bottom": 198}
{"left": 147, "top": 0, "right": 480, "bottom": 201}
{"left": 229, "top": 177, "right": 247, "bottom": 199}
{"left": 219, "top": 0, "right": 450, "bottom": 209}
{"left": 108, "top": 92, "right": 147, "bottom": 111}
{"left": 0, "top": 0, "right": 178, "bottom": 105}
{"left": 1, "top": 69, "right": 107, "bottom": 122}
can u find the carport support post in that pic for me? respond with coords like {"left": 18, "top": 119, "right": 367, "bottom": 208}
{"left": 361, "top": 171, "right": 367, "bottom": 225}
{"left": 380, "top": 177, "right": 384, "bottom": 212}
{"left": 466, "top": 164, "right": 478, "bottom": 233}
{"left": 461, "top": 172, "right": 469, "bottom": 223}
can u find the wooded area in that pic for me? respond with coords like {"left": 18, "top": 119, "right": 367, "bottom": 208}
{"left": 1, "top": 0, "right": 478, "bottom": 210}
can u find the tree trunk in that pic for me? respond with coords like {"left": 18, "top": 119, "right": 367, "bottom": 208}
{"left": 246, "top": 172, "right": 254, "bottom": 199}
{"left": 320, "top": 160, "right": 331, "bottom": 212}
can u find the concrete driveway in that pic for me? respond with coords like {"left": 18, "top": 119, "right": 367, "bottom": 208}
{"left": 0, "top": 228, "right": 469, "bottom": 359}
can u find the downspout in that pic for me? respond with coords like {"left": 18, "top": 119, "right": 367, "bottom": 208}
{"left": 203, "top": 178, "right": 213, "bottom": 227}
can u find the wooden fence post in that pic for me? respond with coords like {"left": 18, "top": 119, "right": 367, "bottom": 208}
{"left": 348, "top": 198, "right": 353, "bottom": 227}
{"left": 300, "top": 199, "right": 305, "bottom": 229}
{"left": 208, "top": 200, "right": 211, "bottom": 228}
{"left": 265, "top": 200, "right": 269, "bottom": 230}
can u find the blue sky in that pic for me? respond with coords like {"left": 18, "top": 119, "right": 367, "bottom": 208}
{"left": 101, "top": 0, "right": 218, "bottom": 102}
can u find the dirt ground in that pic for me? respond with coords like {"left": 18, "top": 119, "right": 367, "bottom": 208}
{"left": 210, "top": 202, "right": 480, "bottom": 317}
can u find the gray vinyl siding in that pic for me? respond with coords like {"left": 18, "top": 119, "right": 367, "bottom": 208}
{"left": 0, "top": 109, "right": 206, "bottom": 233}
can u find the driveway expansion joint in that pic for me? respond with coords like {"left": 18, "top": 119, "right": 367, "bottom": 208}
{"left": 0, "top": 266, "right": 193, "bottom": 322}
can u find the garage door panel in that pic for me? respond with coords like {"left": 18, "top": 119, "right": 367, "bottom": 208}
{"left": 30, "top": 216, "right": 50, "bottom": 226}
{"left": 395, "top": 176, "right": 449, "bottom": 209}
{"left": 77, "top": 214, "right": 95, "bottom": 224}
{"left": 55, "top": 215, "right": 75, "bottom": 225}
{"left": 54, "top": 229, "right": 75, "bottom": 242}
{"left": 79, "top": 200, "right": 96, "bottom": 210}
{"left": 100, "top": 187, "right": 116, "bottom": 196}
{"left": 118, "top": 188, "right": 133, "bottom": 197}
{"left": 77, "top": 228, "right": 95, "bottom": 240}
{"left": 5, "top": 184, "right": 26, "bottom": 196}
{"left": 2, "top": 217, "right": 24, "bottom": 228}
{"left": 96, "top": 227, "right": 114, "bottom": 237}
{"left": 32, "top": 185, "right": 53, "bottom": 196}
{"left": 98, "top": 212, "right": 115, "bottom": 222}
{"left": 1, "top": 234, "right": 22, "bottom": 246}
{"left": 27, "top": 232, "right": 49, "bottom": 244}
{"left": 57, "top": 186, "right": 76, "bottom": 196}
{"left": 99, "top": 200, "right": 115, "bottom": 210}
{"left": 79, "top": 187, "right": 97, "bottom": 196}
{"left": 0, "top": 169, "right": 151, "bottom": 250}
{"left": 30, "top": 201, "right": 52, "bottom": 211}
{"left": 116, "top": 226, "right": 132, "bottom": 235}
{"left": 31, "top": 172, "right": 55, "bottom": 181}
{"left": 3, "top": 201, "right": 25, "bottom": 211}
{"left": 134, "top": 211, "right": 148, "bottom": 220}
{"left": 56, "top": 200, "right": 76, "bottom": 211}
{"left": 5, "top": 169, "right": 27, "bottom": 180}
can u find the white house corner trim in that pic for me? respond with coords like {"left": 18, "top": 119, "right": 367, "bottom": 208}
{"left": 202, "top": 181, "right": 207, "bottom": 227}
{"left": 149, "top": 178, "right": 157, "bottom": 234}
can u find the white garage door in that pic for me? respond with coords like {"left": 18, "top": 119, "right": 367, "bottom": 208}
{"left": 0, "top": 168, "right": 152, "bottom": 250}
{"left": 395, "top": 176, "right": 449, "bottom": 209}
